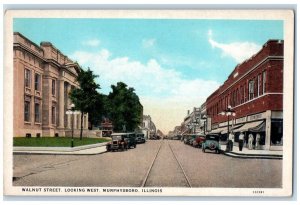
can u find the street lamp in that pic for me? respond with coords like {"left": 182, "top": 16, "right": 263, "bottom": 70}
{"left": 192, "top": 118, "right": 199, "bottom": 134}
{"left": 221, "top": 105, "right": 236, "bottom": 149}
{"left": 202, "top": 114, "right": 207, "bottom": 135}
{"left": 66, "top": 103, "right": 80, "bottom": 148}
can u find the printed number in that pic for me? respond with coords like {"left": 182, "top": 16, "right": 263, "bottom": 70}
{"left": 253, "top": 190, "right": 264, "bottom": 194}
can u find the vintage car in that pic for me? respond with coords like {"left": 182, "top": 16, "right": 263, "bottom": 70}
{"left": 106, "top": 133, "right": 128, "bottom": 152}
{"left": 193, "top": 135, "right": 206, "bottom": 148}
{"left": 135, "top": 133, "right": 146, "bottom": 144}
{"left": 202, "top": 134, "right": 221, "bottom": 154}
{"left": 125, "top": 133, "right": 137, "bottom": 148}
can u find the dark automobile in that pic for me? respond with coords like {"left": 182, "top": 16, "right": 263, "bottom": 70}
{"left": 106, "top": 134, "right": 128, "bottom": 152}
{"left": 125, "top": 133, "right": 137, "bottom": 148}
{"left": 135, "top": 133, "right": 146, "bottom": 143}
{"left": 202, "top": 134, "right": 221, "bottom": 154}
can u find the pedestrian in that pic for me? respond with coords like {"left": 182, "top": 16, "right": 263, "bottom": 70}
{"left": 238, "top": 132, "right": 244, "bottom": 151}
{"left": 255, "top": 133, "right": 261, "bottom": 150}
{"left": 248, "top": 133, "right": 254, "bottom": 150}
{"left": 228, "top": 131, "right": 234, "bottom": 151}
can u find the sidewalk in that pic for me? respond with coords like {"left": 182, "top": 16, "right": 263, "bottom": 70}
{"left": 220, "top": 144, "right": 283, "bottom": 159}
{"left": 13, "top": 142, "right": 107, "bottom": 155}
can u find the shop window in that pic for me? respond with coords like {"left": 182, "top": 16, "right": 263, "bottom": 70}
{"left": 271, "top": 119, "right": 283, "bottom": 146}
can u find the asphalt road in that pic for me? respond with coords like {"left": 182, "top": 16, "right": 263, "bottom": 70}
{"left": 13, "top": 140, "right": 282, "bottom": 188}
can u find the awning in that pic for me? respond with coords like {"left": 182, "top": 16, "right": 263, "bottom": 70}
{"left": 210, "top": 127, "right": 227, "bottom": 134}
{"left": 233, "top": 121, "right": 265, "bottom": 133}
{"left": 220, "top": 124, "right": 244, "bottom": 134}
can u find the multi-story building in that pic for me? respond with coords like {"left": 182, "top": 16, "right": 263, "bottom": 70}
{"left": 206, "top": 39, "right": 283, "bottom": 150}
{"left": 13, "top": 32, "right": 89, "bottom": 137}
{"left": 141, "top": 115, "right": 156, "bottom": 139}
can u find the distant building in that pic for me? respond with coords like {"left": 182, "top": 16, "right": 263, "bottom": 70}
{"left": 13, "top": 32, "right": 89, "bottom": 137}
{"left": 141, "top": 115, "right": 156, "bottom": 139}
{"left": 100, "top": 118, "right": 113, "bottom": 137}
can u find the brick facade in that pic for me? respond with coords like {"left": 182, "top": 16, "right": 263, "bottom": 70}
{"left": 206, "top": 40, "right": 283, "bottom": 150}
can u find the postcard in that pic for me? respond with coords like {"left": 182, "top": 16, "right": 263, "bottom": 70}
{"left": 3, "top": 9, "right": 294, "bottom": 196}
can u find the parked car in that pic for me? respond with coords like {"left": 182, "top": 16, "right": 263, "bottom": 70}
{"left": 106, "top": 133, "right": 128, "bottom": 152}
{"left": 135, "top": 133, "right": 146, "bottom": 143}
{"left": 125, "top": 133, "right": 137, "bottom": 148}
{"left": 202, "top": 134, "right": 221, "bottom": 154}
{"left": 193, "top": 135, "right": 206, "bottom": 148}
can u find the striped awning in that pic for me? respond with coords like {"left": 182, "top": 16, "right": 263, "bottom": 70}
{"left": 220, "top": 124, "right": 244, "bottom": 134}
{"left": 233, "top": 121, "right": 265, "bottom": 133}
{"left": 210, "top": 127, "right": 227, "bottom": 134}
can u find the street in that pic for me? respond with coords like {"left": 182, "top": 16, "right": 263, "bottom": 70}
{"left": 13, "top": 140, "right": 282, "bottom": 188}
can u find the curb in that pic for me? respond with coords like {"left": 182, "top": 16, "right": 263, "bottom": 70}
{"left": 13, "top": 150, "right": 107, "bottom": 156}
{"left": 13, "top": 142, "right": 108, "bottom": 155}
{"left": 221, "top": 150, "right": 283, "bottom": 160}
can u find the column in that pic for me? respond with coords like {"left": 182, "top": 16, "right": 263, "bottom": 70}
{"left": 67, "top": 84, "right": 72, "bottom": 129}
{"left": 58, "top": 79, "right": 65, "bottom": 128}
{"left": 85, "top": 113, "right": 89, "bottom": 129}
{"left": 78, "top": 112, "right": 82, "bottom": 129}
{"left": 74, "top": 113, "right": 77, "bottom": 130}
{"left": 265, "top": 110, "right": 271, "bottom": 150}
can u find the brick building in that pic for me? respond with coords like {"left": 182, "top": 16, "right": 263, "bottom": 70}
{"left": 13, "top": 32, "right": 89, "bottom": 137}
{"left": 206, "top": 39, "right": 283, "bottom": 150}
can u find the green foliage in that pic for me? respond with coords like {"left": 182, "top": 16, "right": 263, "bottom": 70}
{"left": 13, "top": 137, "right": 110, "bottom": 147}
{"left": 69, "top": 68, "right": 100, "bottom": 113}
{"left": 69, "top": 68, "right": 101, "bottom": 139}
{"left": 107, "top": 82, "right": 143, "bottom": 132}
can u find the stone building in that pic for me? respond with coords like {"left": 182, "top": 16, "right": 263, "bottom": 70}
{"left": 13, "top": 32, "right": 89, "bottom": 137}
{"left": 206, "top": 39, "right": 283, "bottom": 150}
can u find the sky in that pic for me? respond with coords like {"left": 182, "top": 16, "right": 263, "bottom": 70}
{"left": 14, "top": 18, "right": 283, "bottom": 134}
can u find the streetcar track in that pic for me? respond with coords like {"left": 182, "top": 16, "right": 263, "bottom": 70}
{"left": 141, "top": 140, "right": 192, "bottom": 188}
{"left": 168, "top": 142, "right": 192, "bottom": 188}
{"left": 140, "top": 140, "right": 163, "bottom": 187}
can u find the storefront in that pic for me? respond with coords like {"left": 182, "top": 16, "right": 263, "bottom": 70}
{"left": 210, "top": 110, "right": 283, "bottom": 151}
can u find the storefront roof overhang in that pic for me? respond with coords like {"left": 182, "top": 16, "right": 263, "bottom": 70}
{"left": 220, "top": 124, "right": 244, "bottom": 134}
{"left": 210, "top": 127, "right": 227, "bottom": 134}
{"left": 233, "top": 120, "right": 265, "bottom": 133}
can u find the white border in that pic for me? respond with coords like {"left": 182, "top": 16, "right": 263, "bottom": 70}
{"left": 3, "top": 9, "right": 295, "bottom": 197}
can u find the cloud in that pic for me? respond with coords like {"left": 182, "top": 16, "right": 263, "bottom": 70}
{"left": 208, "top": 30, "right": 261, "bottom": 63}
{"left": 142, "top": 38, "right": 156, "bottom": 48}
{"left": 70, "top": 49, "right": 220, "bottom": 133}
{"left": 81, "top": 39, "right": 101, "bottom": 47}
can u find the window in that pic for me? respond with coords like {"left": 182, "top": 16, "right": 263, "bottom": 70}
{"left": 249, "top": 80, "right": 254, "bottom": 100}
{"left": 34, "top": 103, "right": 40, "bottom": 122}
{"left": 52, "top": 79, "right": 56, "bottom": 96}
{"left": 34, "top": 73, "right": 41, "bottom": 91}
{"left": 24, "top": 101, "right": 30, "bottom": 122}
{"left": 262, "top": 71, "right": 266, "bottom": 94}
{"left": 24, "top": 69, "right": 31, "bottom": 88}
{"left": 52, "top": 106, "right": 56, "bottom": 125}
{"left": 257, "top": 74, "right": 261, "bottom": 96}
{"left": 244, "top": 83, "right": 247, "bottom": 102}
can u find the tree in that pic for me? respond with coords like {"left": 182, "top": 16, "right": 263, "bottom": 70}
{"left": 107, "top": 82, "right": 143, "bottom": 132}
{"left": 69, "top": 68, "right": 100, "bottom": 140}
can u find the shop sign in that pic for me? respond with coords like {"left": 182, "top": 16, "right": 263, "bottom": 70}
{"left": 247, "top": 112, "right": 265, "bottom": 122}
{"left": 236, "top": 116, "right": 247, "bottom": 124}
